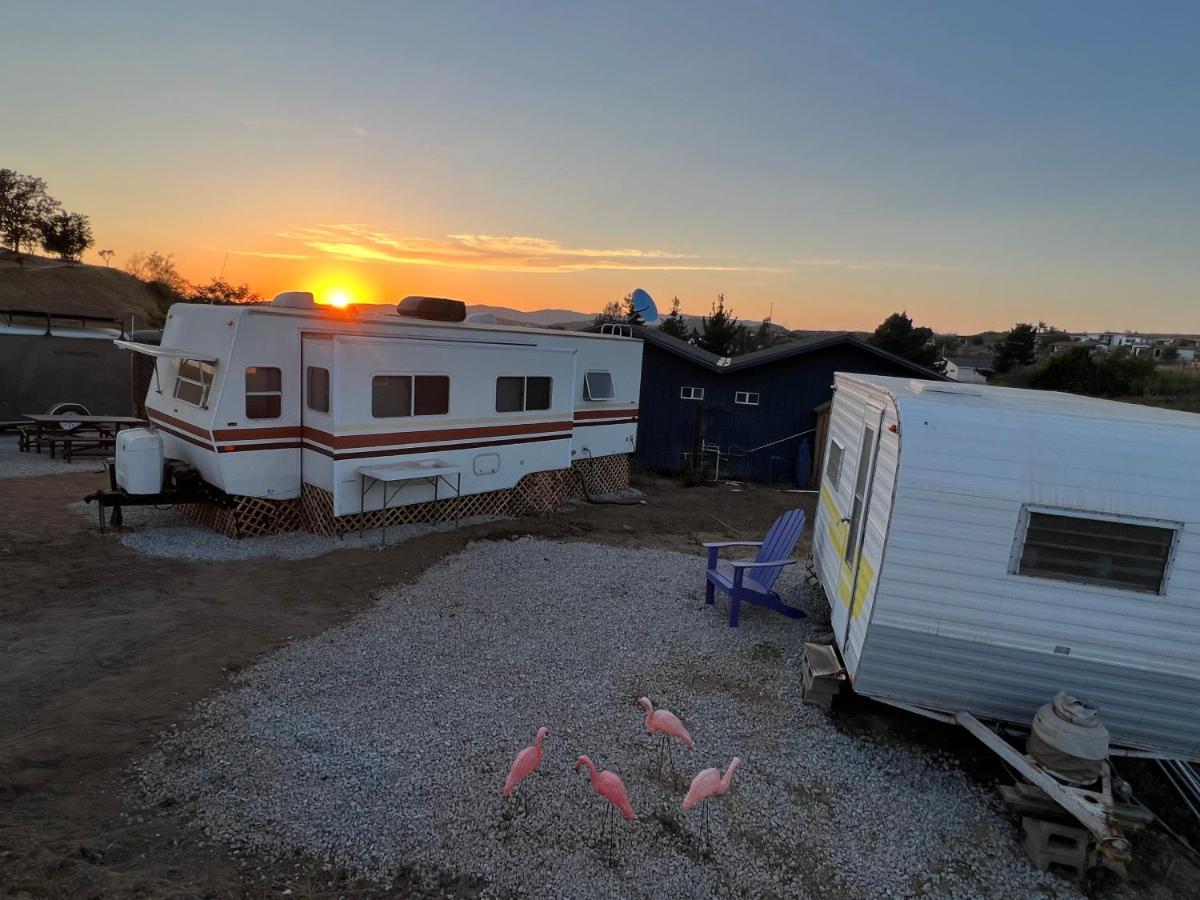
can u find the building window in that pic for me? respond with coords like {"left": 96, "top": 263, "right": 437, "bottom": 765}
{"left": 1016, "top": 509, "right": 1176, "bottom": 594}
{"left": 306, "top": 366, "right": 330, "bottom": 413}
{"left": 371, "top": 374, "right": 450, "bottom": 418}
{"left": 680, "top": 386, "right": 704, "bottom": 401}
{"left": 496, "top": 376, "right": 553, "bottom": 412}
{"left": 583, "top": 370, "right": 615, "bottom": 401}
{"left": 174, "top": 359, "right": 215, "bottom": 407}
{"left": 735, "top": 391, "right": 760, "bottom": 406}
{"left": 825, "top": 440, "right": 844, "bottom": 488}
{"left": 245, "top": 366, "right": 282, "bottom": 419}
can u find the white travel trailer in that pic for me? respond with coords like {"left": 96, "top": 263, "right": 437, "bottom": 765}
{"left": 813, "top": 373, "right": 1200, "bottom": 760}
{"left": 113, "top": 294, "right": 641, "bottom": 533}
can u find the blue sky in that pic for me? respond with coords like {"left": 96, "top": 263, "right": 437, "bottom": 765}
{"left": 3, "top": 1, "right": 1197, "bottom": 331}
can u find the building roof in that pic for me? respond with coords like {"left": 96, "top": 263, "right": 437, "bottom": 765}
{"left": 946, "top": 355, "right": 993, "bottom": 370}
{"left": 588, "top": 323, "right": 947, "bottom": 379}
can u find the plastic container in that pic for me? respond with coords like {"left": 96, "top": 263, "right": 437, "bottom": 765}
{"left": 115, "top": 427, "right": 164, "bottom": 494}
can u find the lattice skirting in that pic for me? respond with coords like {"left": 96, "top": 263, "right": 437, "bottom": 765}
{"left": 179, "top": 454, "right": 631, "bottom": 538}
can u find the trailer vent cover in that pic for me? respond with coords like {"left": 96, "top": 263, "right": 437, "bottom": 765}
{"left": 1027, "top": 691, "right": 1110, "bottom": 785}
{"left": 270, "top": 291, "right": 316, "bottom": 309}
{"left": 397, "top": 296, "right": 467, "bottom": 322}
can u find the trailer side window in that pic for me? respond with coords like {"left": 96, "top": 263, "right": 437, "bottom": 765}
{"left": 372, "top": 375, "right": 450, "bottom": 417}
{"left": 306, "top": 366, "right": 330, "bottom": 414}
{"left": 174, "top": 359, "right": 215, "bottom": 407}
{"left": 825, "top": 440, "right": 844, "bottom": 488}
{"left": 583, "top": 370, "right": 615, "bottom": 401}
{"left": 414, "top": 375, "right": 450, "bottom": 416}
{"left": 680, "top": 386, "right": 704, "bottom": 401}
{"left": 1016, "top": 510, "right": 1176, "bottom": 594}
{"left": 496, "top": 376, "right": 553, "bottom": 412}
{"left": 245, "top": 366, "right": 282, "bottom": 419}
{"left": 735, "top": 391, "right": 760, "bottom": 406}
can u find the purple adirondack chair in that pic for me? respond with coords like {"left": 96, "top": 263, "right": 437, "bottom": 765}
{"left": 703, "top": 509, "right": 808, "bottom": 627}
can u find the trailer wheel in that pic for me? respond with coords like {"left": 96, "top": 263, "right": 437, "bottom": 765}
{"left": 47, "top": 402, "right": 90, "bottom": 431}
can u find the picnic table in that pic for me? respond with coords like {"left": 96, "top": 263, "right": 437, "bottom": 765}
{"left": 20, "top": 414, "right": 147, "bottom": 462}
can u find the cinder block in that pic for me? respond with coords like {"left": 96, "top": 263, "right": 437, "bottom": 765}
{"left": 1022, "top": 816, "right": 1089, "bottom": 879}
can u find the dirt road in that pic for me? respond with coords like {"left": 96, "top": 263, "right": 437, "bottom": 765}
{"left": 0, "top": 469, "right": 806, "bottom": 897}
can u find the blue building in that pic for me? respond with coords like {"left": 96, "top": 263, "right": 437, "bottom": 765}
{"left": 608, "top": 325, "right": 944, "bottom": 484}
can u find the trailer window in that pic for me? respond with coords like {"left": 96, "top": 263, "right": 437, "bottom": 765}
{"left": 306, "top": 366, "right": 330, "bottom": 413}
{"left": 174, "top": 359, "right": 215, "bottom": 407}
{"left": 496, "top": 376, "right": 552, "bottom": 412}
{"left": 735, "top": 391, "right": 760, "bottom": 406}
{"left": 1016, "top": 510, "right": 1176, "bottom": 594}
{"left": 245, "top": 366, "right": 282, "bottom": 419}
{"left": 583, "top": 370, "right": 615, "bottom": 401}
{"left": 825, "top": 440, "right": 844, "bottom": 488}
{"left": 414, "top": 375, "right": 450, "bottom": 416}
{"left": 372, "top": 375, "right": 450, "bottom": 418}
{"left": 844, "top": 426, "right": 876, "bottom": 563}
{"left": 680, "top": 386, "right": 704, "bottom": 401}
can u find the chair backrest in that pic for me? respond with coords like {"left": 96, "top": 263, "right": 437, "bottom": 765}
{"left": 753, "top": 508, "right": 807, "bottom": 589}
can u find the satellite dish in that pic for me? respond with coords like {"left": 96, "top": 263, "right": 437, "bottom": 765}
{"left": 630, "top": 288, "right": 658, "bottom": 323}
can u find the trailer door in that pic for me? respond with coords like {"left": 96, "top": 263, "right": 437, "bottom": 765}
{"left": 833, "top": 398, "right": 886, "bottom": 654}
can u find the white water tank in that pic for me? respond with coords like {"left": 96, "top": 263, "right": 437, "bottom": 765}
{"left": 116, "top": 428, "right": 164, "bottom": 494}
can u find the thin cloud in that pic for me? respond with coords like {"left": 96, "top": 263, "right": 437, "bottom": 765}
{"left": 275, "top": 224, "right": 774, "bottom": 273}
{"left": 209, "top": 247, "right": 310, "bottom": 260}
{"left": 790, "top": 257, "right": 964, "bottom": 273}
{"left": 349, "top": 125, "right": 368, "bottom": 138}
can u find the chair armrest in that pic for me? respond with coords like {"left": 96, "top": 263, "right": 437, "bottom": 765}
{"left": 701, "top": 541, "right": 763, "bottom": 549}
{"left": 729, "top": 558, "right": 802, "bottom": 569}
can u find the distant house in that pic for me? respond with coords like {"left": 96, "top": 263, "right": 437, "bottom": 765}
{"left": 943, "top": 356, "right": 992, "bottom": 384}
{"left": 588, "top": 324, "right": 945, "bottom": 485}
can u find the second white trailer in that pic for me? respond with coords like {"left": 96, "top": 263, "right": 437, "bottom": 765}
{"left": 813, "top": 373, "right": 1200, "bottom": 760}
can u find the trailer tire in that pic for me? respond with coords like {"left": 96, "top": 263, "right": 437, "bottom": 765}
{"left": 47, "top": 402, "right": 91, "bottom": 431}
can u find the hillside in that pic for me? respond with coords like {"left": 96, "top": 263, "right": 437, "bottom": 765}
{"left": 0, "top": 250, "right": 163, "bottom": 326}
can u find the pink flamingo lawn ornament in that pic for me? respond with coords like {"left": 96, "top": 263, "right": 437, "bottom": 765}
{"left": 502, "top": 726, "right": 548, "bottom": 815}
{"left": 637, "top": 696, "right": 694, "bottom": 784}
{"left": 682, "top": 757, "right": 741, "bottom": 850}
{"left": 574, "top": 755, "right": 635, "bottom": 858}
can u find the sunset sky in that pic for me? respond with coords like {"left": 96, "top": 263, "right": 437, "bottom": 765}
{"left": 4, "top": 2, "right": 1198, "bottom": 332}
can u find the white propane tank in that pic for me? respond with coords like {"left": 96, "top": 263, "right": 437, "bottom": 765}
{"left": 115, "top": 428, "right": 164, "bottom": 494}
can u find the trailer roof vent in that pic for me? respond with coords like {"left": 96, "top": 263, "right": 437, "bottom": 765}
{"left": 397, "top": 296, "right": 467, "bottom": 322}
{"left": 909, "top": 379, "right": 983, "bottom": 397}
{"left": 270, "top": 291, "right": 317, "bottom": 309}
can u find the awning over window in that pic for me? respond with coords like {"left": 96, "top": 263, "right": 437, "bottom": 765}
{"left": 113, "top": 340, "right": 218, "bottom": 364}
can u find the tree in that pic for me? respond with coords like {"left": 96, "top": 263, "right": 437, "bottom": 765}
{"left": 992, "top": 323, "right": 1038, "bottom": 374}
{"left": 125, "top": 250, "right": 188, "bottom": 294}
{"left": 98, "top": 249, "right": 115, "bottom": 267}
{"left": 592, "top": 299, "right": 624, "bottom": 326}
{"left": 1028, "top": 346, "right": 1156, "bottom": 397}
{"left": 38, "top": 211, "right": 94, "bottom": 262}
{"left": 1161, "top": 345, "right": 1180, "bottom": 362}
{"left": 622, "top": 292, "right": 644, "bottom": 326}
{"left": 189, "top": 277, "right": 261, "bottom": 304}
{"left": 0, "top": 169, "right": 60, "bottom": 253}
{"left": 868, "top": 311, "right": 942, "bottom": 371}
{"left": 657, "top": 296, "right": 690, "bottom": 340}
{"left": 754, "top": 317, "right": 778, "bottom": 350}
{"left": 693, "top": 294, "right": 743, "bottom": 356}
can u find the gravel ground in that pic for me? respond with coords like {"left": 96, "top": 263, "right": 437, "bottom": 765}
{"left": 72, "top": 502, "right": 505, "bottom": 561}
{"left": 0, "top": 434, "right": 107, "bottom": 478}
{"left": 137, "top": 539, "right": 1080, "bottom": 899}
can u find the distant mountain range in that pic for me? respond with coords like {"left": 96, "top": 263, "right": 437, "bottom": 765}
{"left": 464, "top": 303, "right": 786, "bottom": 334}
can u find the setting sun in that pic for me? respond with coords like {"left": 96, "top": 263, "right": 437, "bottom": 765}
{"left": 327, "top": 289, "right": 350, "bottom": 308}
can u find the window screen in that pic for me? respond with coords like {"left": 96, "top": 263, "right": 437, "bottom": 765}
{"left": 583, "top": 370, "right": 615, "bottom": 400}
{"left": 1017, "top": 511, "right": 1175, "bottom": 593}
{"left": 372, "top": 375, "right": 412, "bottom": 417}
{"left": 413, "top": 376, "right": 450, "bottom": 416}
{"left": 174, "top": 359, "right": 215, "bottom": 407}
{"left": 306, "top": 366, "right": 330, "bottom": 413}
{"left": 372, "top": 375, "right": 449, "bottom": 417}
{"left": 245, "top": 366, "right": 282, "bottom": 419}
{"left": 825, "top": 441, "right": 844, "bottom": 488}
{"left": 496, "top": 376, "right": 552, "bottom": 412}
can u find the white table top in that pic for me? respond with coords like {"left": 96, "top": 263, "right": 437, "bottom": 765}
{"left": 358, "top": 460, "right": 463, "bottom": 481}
